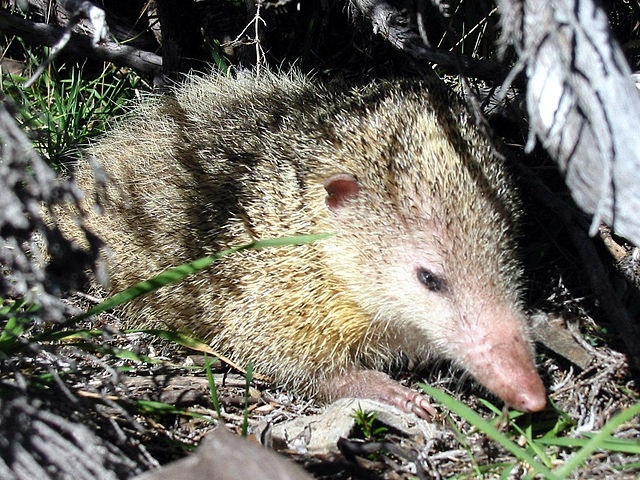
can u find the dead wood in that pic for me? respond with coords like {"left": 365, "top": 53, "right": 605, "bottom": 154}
{"left": 0, "top": 9, "right": 162, "bottom": 76}
{"left": 0, "top": 383, "right": 157, "bottom": 480}
{"left": 0, "top": 98, "right": 102, "bottom": 321}
{"left": 349, "top": 0, "right": 513, "bottom": 83}
{"left": 498, "top": 0, "right": 640, "bottom": 247}
{"left": 530, "top": 311, "right": 594, "bottom": 369}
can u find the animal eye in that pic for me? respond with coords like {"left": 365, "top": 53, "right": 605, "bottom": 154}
{"left": 416, "top": 268, "right": 446, "bottom": 292}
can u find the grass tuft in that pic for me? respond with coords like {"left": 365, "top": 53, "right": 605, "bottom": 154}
{"left": 1, "top": 43, "right": 144, "bottom": 168}
{"left": 422, "top": 383, "right": 640, "bottom": 479}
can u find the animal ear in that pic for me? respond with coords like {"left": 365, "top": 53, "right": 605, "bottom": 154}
{"left": 324, "top": 173, "right": 360, "bottom": 210}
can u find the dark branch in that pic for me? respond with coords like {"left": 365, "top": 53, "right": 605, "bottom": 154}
{"left": 0, "top": 9, "right": 162, "bottom": 75}
{"left": 349, "top": 0, "right": 514, "bottom": 83}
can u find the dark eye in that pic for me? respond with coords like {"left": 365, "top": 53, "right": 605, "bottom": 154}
{"left": 417, "top": 268, "right": 446, "bottom": 292}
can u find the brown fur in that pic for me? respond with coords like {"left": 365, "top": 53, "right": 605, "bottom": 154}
{"left": 66, "top": 71, "right": 544, "bottom": 411}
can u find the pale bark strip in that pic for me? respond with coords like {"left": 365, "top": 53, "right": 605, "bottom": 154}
{"left": 498, "top": 0, "right": 640, "bottom": 367}
{"left": 499, "top": 0, "right": 640, "bottom": 248}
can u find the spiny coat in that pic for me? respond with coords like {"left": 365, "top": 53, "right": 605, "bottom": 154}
{"left": 67, "top": 71, "right": 546, "bottom": 416}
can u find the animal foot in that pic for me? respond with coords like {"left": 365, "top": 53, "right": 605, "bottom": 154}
{"left": 323, "top": 369, "right": 436, "bottom": 420}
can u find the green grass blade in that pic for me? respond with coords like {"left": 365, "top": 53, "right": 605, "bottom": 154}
{"left": 204, "top": 355, "right": 222, "bottom": 418}
{"left": 135, "top": 400, "right": 215, "bottom": 424}
{"left": 0, "top": 300, "right": 41, "bottom": 354}
{"left": 478, "top": 398, "right": 552, "bottom": 467}
{"left": 77, "top": 233, "right": 333, "bottom": 321}
{"left": 0, "top": 316, "right": 27, "bottom": 344}
{"left": 241, "top": 362, "right": 254, "bottom": 437}
{"left": 499, "top": 464, "right": 516, "bottom": 480}
{"left": 554, "top": 402, "right": 640, "bottom": 477}
{"left": 77, "top": 248, "right": 241, "bottom": 319}
{"left": 137, "top": 399, "right": 185, "bottom": 415}
{"left": 539, "top": 436, "right": 640, "bottom": 454}
{"left": 420, "top": 384, "right": 560, "bottom": 480}
{"left": 248, "top": 233, "right": 334, "bottom": 248}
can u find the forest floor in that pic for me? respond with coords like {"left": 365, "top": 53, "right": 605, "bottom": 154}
{"left": 2, "top": 291, "right": 639, "bottom": 480}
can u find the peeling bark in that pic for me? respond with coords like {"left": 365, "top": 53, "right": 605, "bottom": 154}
{"left": 498, "top": 0, "right": 640, "bottom": 247}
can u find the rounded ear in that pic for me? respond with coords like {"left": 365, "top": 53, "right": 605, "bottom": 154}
{"left": 324, "top": 173, "right": 360, "bottom": 210}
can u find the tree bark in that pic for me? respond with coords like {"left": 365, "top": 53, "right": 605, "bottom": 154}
{"left": 498, "top": 0, "right": 640, "bottom": 248}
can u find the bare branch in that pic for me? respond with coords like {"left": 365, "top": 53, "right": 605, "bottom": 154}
{"left": 0, "top": 9, "right": 162, "bottom": 75}
{"left": 349, "top": 0, "right": 512, "bottom": 83}
{"left": 23, "top": 1, "right": 108, "bottom": 87}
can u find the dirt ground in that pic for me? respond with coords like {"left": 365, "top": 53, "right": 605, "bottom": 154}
{"left": 1, "top": 291, "right": 638, "bottom": 480}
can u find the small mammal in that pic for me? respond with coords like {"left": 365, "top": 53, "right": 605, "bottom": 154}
{"left": 70, "top": 71, "right": 546, "bottom": 417}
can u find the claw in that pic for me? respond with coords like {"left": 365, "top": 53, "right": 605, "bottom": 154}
{"left": 323, "top": 368, "right": 436, "bottom": 419}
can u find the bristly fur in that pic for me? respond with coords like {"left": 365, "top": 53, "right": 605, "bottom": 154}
{"left": 66, "top": 70, "right": 531, "bottom": 402}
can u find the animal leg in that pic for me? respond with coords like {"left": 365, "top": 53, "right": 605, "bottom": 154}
{"left": 322, "top": 369, "right": 436, "bottom": 419}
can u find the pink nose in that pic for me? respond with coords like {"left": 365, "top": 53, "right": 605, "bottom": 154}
{"left": 507, "top": 378, "right": 547, "bottom": 412}
{"left": 463, "top": 332, "right": 547, "bottom": 413}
